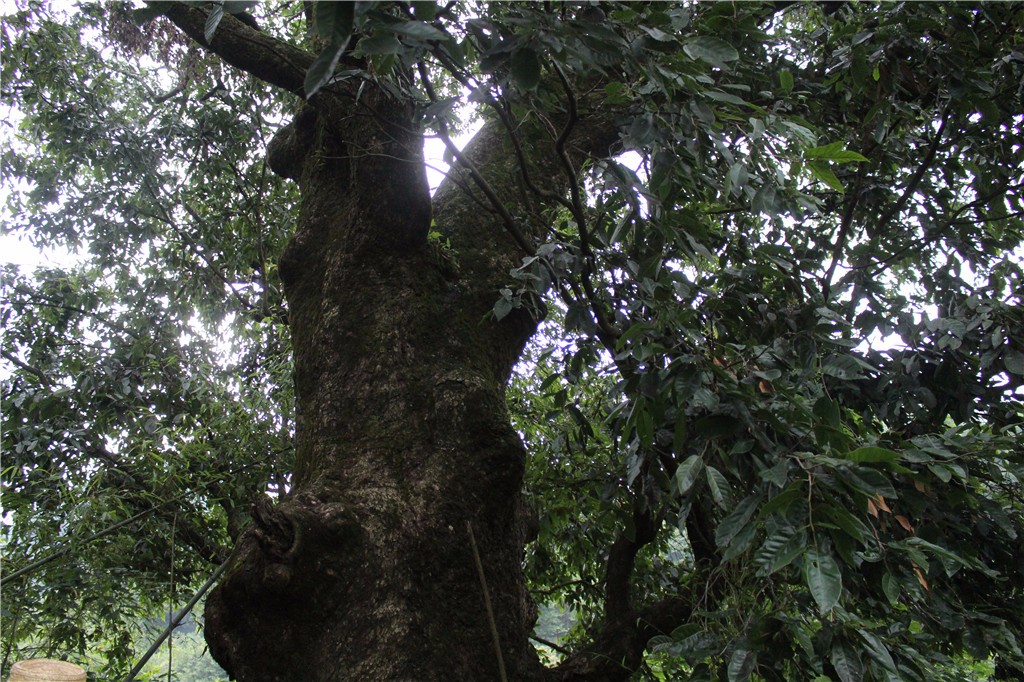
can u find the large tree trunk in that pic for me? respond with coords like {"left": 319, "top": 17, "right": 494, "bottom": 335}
{"left": 203, "top": 88, "right": 553, "bottom": 680}
{"left": 154, "top": 8, "right": 625, "bottom": 679}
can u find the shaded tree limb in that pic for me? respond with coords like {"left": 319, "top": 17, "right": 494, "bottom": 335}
{"left": 87, "top": 443, "right": 232, "bottom": 564}
{"left": 821, "top": 165, "right": 865, "bottom": 301}
{"left": 158, "top": 3, "right": 313, "bottom": 97}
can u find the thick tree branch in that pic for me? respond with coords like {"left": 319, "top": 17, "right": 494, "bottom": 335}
{"left": 550, "top": 64, "right": 620, "bottom": 349}
{"left": 417, "top": 61, "right": 535, "bottom": 257}
{"left": 603, "top": 508, "right": 659, "bottom": 621}
{"left": 158, "top": 3, "right": 313, "bottom": 97}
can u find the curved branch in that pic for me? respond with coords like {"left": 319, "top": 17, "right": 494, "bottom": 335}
{"left": 1, "top": 349, "right": 51, "bottom": 386}
{"left": 821, "top": 165, "right": 865, "bottom": 300}
{"left": 551, "top": 64, "right": 620, "bottom": 349}
{"left": 158, "top": 3, "right": 313, "bottom": 97}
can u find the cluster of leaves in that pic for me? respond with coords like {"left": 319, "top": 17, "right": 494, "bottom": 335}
{"left": 494, "top": 2, "right": 1024, "bottom": 680}
{"left": 1, "top": 1, "right": 299, "bottom": 676}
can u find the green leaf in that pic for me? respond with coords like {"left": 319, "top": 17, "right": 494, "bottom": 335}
{"left": 511, "top": 47, "right": 542, "bottom": 91}
{"left": 412, "top": 1, "right": 437, "bottom": 20}
{"left": 304, "top": 40, "right": 350, "bottom": 99}
{"left": 808, "top": 160, "right": 844, "bottom": 192}
{"left": 881, "top": 572, "right": 901, "bottom": 604}
{"left": 760, "top": 482, "right": 804, "bottom": 517}
{"left": 900, "top": 537, "right": 981, "bottom": 574}
{"left": 722, "top": 517, "right": 759, "bottom": 561}
{"left": 683, "top": 36, "right": 739, "bottom": 68}
{"left": 641, "top": 25, "right": 674, "bottom": 42}
{"left": 706, "top": 90, "right": 749, "bottom": 107}
{"left": 830, "top": 642, "right": 863, "bottom": 682}
{"left": 845, "top": 446, "right": 901, "bottom": 464}
{"left": 760, "top": 460, "right": 790, "bottom": 488}
{"left": 779, "top": 69, "right": 794, "bottom": 94}
{"left": 843, "top": 467, "right": 897, "bottom": 499}
{"left": 493, "top": 296, "right": 514, "bottom": 321}
{"left": 813, "top": 396, "right": 841, "bottom": 426}
{"left": 1005, "top": 349, "right": 1024, "bottom": 375}
{"left": 388, "top": 20, "right": 449, "bottom": 42}
{"left": 822, "top": 354, "right": 864, "bottom": 380}
{"left": 858, "top": 630, "right": 899, "bottom": 678}
{"left": 727, "top": 647, "right": 756, "bottom": 682}
{"left": 705, "top": 466, "right": 731, "bottom": 508}
{"left": 672, "top": 410, "right": 688, "bottom": 454}
{"left": 716, "top": 494, "right": 760, "bottom": 549}
{"left": 355, "top": 34, "right": 403, "bottom": 57}
{"left": 804, "top": 547, "right": 842, "bottom": 613}
{"left": 755, "top": 526, "right": 806, "bottom": 576}
{"left": 204, "top": 3, "right": 225, "bottom": 43}
{"left": 315, "top": 1, "right": 354, "bottom": 41}
{"left": 675, "top": 455, "right": 703, "bottom": 495}
{"left": 806, "top": 141, "right": 869, "bottom": 163}
{"left": 821, "top": 504, "right": 871, "bottom": 543}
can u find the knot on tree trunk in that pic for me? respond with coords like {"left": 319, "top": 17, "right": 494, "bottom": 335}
{"left": 267, "top": 106, "right": 317, "bottom": 182}
{"left": 205, "top": 493, "right": 363, "bottom": 680}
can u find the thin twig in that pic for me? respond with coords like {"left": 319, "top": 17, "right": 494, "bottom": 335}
{"left": 530, "top": 634, "right": 572, "bottom": 656}
{"left": 875, "top": 106, "right": 952, "bottom": 233}
{"left": 466, "top": 521, "right": 508, "bottom": 682}
{"left": 125, "top": 557, "right": 234, "bottom": 682}
{"left": 140, "top": 177, "right": 256, "bottom": 315}
{"left": 10, "top": 285, "right": 143, "bottom": 340}
{"left": 166, "top": 511, "right": 177, "bottom": 682}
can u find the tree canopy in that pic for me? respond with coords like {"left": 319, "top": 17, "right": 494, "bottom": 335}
{"left": 2, "top": 1, "right": 1023, "bottom": 681}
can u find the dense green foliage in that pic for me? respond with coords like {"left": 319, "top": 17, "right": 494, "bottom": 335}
{"left": 1, "top": 2, "right": 296, "bottom": 675}
{"left": 2, "top": 1, "right": 1023, "bottom": 680}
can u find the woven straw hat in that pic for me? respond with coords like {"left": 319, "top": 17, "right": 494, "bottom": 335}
{"left": 8, "top": 659, "right": 86, "bottom": 682}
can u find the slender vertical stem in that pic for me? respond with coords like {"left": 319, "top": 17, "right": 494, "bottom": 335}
{"left": 167, "top": 511, "right": 176, "bottom": 682}
{"left": 125, "top": 558, "right": 234, "bottom": 682}
{"left": 466, "top": 521, "right": 508, "bottom": 682}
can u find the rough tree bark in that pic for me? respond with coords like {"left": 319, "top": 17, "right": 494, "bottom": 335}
{"left": 158, "top": 6, "right": 635, "bottom": 681}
